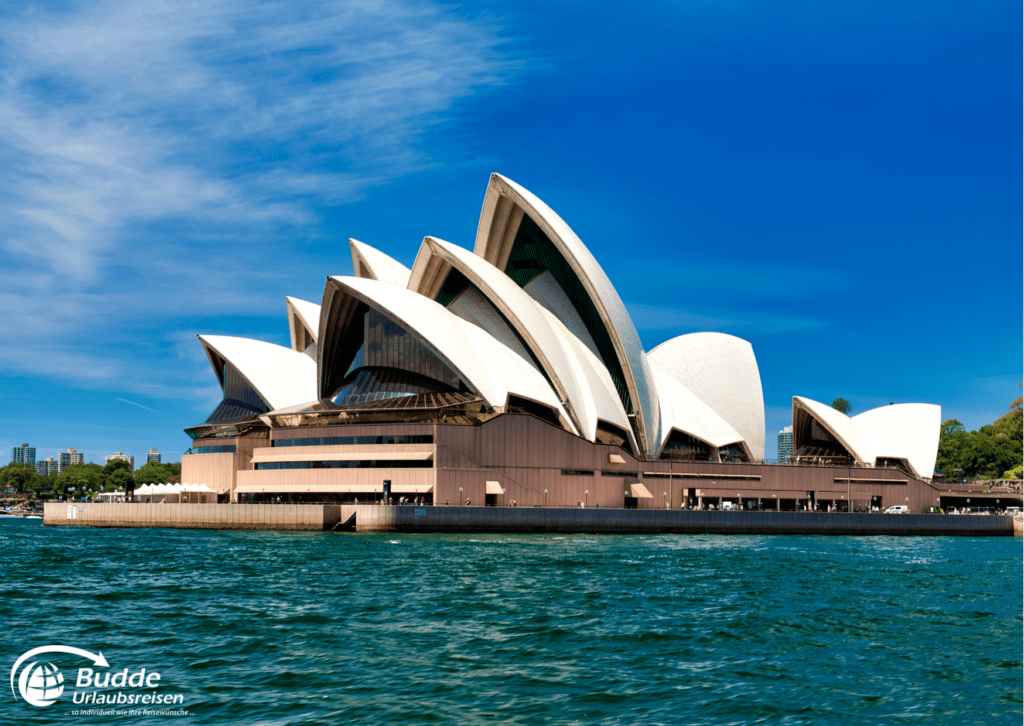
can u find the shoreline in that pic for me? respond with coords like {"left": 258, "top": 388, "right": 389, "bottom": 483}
{"left": 43, "top": 502, "right": 1017, "bottom": 536}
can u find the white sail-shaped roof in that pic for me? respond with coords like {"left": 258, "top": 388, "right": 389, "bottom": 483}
{"left": 650, "top": 363, "right": 747, "bottom": 455}
{"left": 474, "top": 173, "right": 661, "bottom": 457}
{"left": 647, "top": 332, "right": 765, "bottom": 462}
{"left": 349, "top": 239, "right": 412, "bottom": 287}
{"left": 318, "top": 276, "right": 576, "bottom": 434}
{"left": 286, "top": 297, "right": 321, "bottom": 355}
{"left": 792, "top": 396, "right": 874, "bottom": 466}
{"left": 198, "top": 335, "right": 317, "bottom": 411}
{"left": 457, "top": 319, "right": 572, "bottom": 427}
{"left": 537, "top": 306, "right": 636, "bottom": 451}
{"left": 524, "top": 270, "right": 602, "bottom": 359}
{"left": 853, "top": 404, "right": 941, "bottom": 480}
{"left": 793, "top": 397, "right": 941, "bottom": 480}
{"left": 409, "top": 236, "right": 591, "bottom": 439}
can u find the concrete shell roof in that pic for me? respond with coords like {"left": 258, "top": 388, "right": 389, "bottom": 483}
{"left": 537, "top": 306, "right": 634, "bottom": 449}
{"left": 456, "top": 318, "right": 574, "bottom": 431}
{"left": 286, "top": 296, "right": 321, "bottom": 349}
{"left": 853, "top": 403, "right": 941, "bottom": 480}
{"left": 198, "top": 334, "right": 317, "bottom": 411}
{"left": 524, "top": 271, "right": 601, "bottom": 359}
{"left": 349, "top": 239, "right": 412, "bottom": 287}
{"left": 650, "top": 362, "right": 746, "bottom": 456}
{"left": 321, "top": 276, "right": 503, "bottom": 407}
{"left": 792, "top": 396, "right": 873, "bottom": 466}
{"left": 794, "top": 397, "right": 941, "bottom": 480}
{"left": 319, "top": 276, "right": 573, "bottom": 431}
{"left": 474, "top": 173, "right": 661, "bottom": 457}
{"left": 647, "top": 332, "right": 765, "bottom": 462}
{"left": 409, "top": 236, "right": 590, "bottom": 438}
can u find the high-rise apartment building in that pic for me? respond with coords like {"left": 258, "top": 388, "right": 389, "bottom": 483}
{"left": 58, "top": 448, "right": 84, "bottom": 474}
{"left": 35, "top": 457, "right": 58, "bottom": 476}
{"left": 777, "top": 426, "right": 793, "bottom": 463}
{"left": 105, "top": 452, "right": 135, "bottom": 471}
{"left": 11, "top": 443, "right": 36, "bottom": 466}
{"left": 146, "top": 448, "right": 161, "bottom": 464}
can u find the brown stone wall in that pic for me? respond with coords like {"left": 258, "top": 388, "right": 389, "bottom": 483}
{"left": 44, "top": 502, "right": 331, "bottom": 530}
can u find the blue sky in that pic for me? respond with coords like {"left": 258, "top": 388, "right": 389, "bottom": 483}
{"left": 2, "top": 0, "right": 1020, "bottom": 466}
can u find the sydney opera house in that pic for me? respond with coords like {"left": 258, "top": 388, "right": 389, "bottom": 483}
{"left": 182, "top": 174, "right": 944, "bottom": 512}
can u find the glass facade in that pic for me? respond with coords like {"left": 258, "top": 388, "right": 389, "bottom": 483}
{"left": 11, "top": 443, "right": 36, "bottom": 466}
{"left": 255, "top": 459, "right": 432, "bottom": 470}
{"left": 660, "top": 432, "right": 712, "bottom": 461}
{"left": 504, "top": 214, "right": 633, "bottom": 415}
{"left": 274, "top": 435, "right": 433, "bottom": 447}
{"left": 332, "top": 309, "right": 466, "bottom": 404}
{"left": 777, "top": 427, "right": 793, "bottom": 463}
{"left": 793, "top": 410, "right": 851, "bottom": 462}
{"left": 205, "top": 362, "right": 269, "bottom": 424}
{"left": 194, "top": 445, "right": 237, "bottom": 454}
{"left": 434, "top": 267, "right": 471, "bottom": 308}
{"left": 717, "top": 444, "right": 749, "bottom": 463}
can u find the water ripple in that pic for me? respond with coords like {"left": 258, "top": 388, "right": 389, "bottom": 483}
{"left": 0, "top": 520, "right": 1020, "bottom": 725}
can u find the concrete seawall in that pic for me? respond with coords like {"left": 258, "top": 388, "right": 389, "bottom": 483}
{"left": 44, "top": 503, "right": 1015, "bottom": 536}
{"left": 45, "top": 502, "right": 343, "bottom": 531}
{"left": 352, "top": 506, "right": 1014, "bottom": 536}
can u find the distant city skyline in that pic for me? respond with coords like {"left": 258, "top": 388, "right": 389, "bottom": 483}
{"left": 5, "top": 443, "right": 171, "bottom": 469}
{"left": 1, "top": 1, "right": 1019, "bottom": 465}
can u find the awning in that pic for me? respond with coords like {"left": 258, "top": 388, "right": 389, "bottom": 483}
{"left": 251, "top": 451, "right": 433, "bottom": 464}
{"left": 630, "top": 483, "right": 654, "bottom": 499}
{"left": 234, "top": 483, "right": 434, "bottom": 494}
{"left": 609, "top": 454, "right": 626, "bottom": 464}
{"left": 485, "top": 481, "right": 505, "bottom": 495}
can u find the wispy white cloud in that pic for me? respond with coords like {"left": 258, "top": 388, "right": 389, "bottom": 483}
{"left": 626, "top": 302, "right": 826, "bottom": 335}
{"left": 0, "top": 0, "right": 516, "bottom": 400}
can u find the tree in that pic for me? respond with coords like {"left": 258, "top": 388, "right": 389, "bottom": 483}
{"left": 0, "top": 463, "right": 37, "bottom": 494}
{"left": 831, "top": 398, "right": 852, "bottom": 415}
{"left": 28, "top": 472, "right": 60, "bottom": 497}
{"left": 134, "top": 461, "right": 171, "bottom": 485}
{"left": 58, "top": 463, "right": 103, "bottom": 497}
{"left": 97, "top": 458, "right": 134, "bottom": 492}
{"left": 936, "top": 390, "right": 1024, "bottom": 480}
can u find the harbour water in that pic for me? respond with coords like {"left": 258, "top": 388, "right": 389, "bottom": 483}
{"left": 2, "top": 518, "right": 1021, "bottom": 724}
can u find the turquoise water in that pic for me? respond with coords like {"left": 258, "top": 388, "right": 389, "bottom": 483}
{"left": 2, "top": 518, "right": 1020, "bottom": 725}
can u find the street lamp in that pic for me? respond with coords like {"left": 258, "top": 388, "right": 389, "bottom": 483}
{"left": 664, "top": 492, "right": 668, "bottom": 509}
{"left": 773, "top": 493, "right": 777, "bottom": 512}
{"left": 585, "top": 490, "right": 589, "bottom": 508}
{"left": 459, "top": 487, "right": 463, "bottom": 505}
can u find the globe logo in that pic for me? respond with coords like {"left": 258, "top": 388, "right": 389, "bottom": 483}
{"left": 18, "top": 662, "right": 64, "bottom": 707}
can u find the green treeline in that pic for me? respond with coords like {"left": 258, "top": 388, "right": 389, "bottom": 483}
{"left": 0, "top": 458, "right": 181, "bottom": 499}
{"left": 936, "top": 391, "right": 1023, "bottom": 481}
